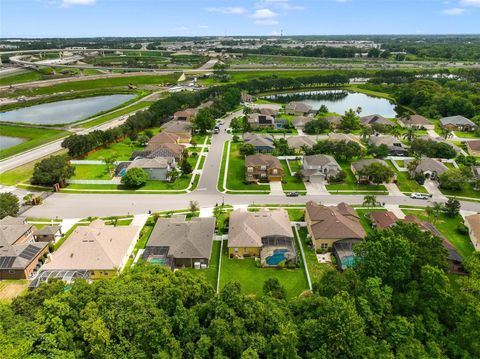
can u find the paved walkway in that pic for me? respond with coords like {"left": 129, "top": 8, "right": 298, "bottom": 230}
{"left": 385, "top": 182, "right": 404, "bottom": 196}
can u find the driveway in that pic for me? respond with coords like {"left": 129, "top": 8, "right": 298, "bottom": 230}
{"left": 270, "top": 182, "right": 285, "bottom": 196}
{"left": 423, "top": 179, "right": 447, "bottom": 199}
{"left": 384, "top": 182, "right": 404, "bottom": 196}
{"left": 305, "top": 182, "right": 328, "bottom": 195}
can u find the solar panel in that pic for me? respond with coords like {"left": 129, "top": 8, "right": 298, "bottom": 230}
{"left": 19, "top": 245, "right": 40, "bottom": 261}
{"left": 0, "top": 256, "right": 16, "bottom": 269}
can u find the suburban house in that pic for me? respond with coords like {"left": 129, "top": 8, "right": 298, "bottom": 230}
{"left": 143, "top": 216, "right": 216, "bottom": 269}
{"left": 247, "top": 113, "right": 275, "bottom": 129}
{"left": 0, "top": 216, "right": 49, "bottom": 280}
{"left": 245, "top": 154, "right": 284, "bottom": 182}
{"left": 173, "top": 109, "right": 196, "bottom": 122}
{"left": 243, "top": 133, "right": 275, "bottom": 152}
{"left": 285, "top": 102, "right": 312, "bottom": 116}
{"left": 328, "top": 133, "right": 363, "bottom": 146}
{"left": 241, "top": 92, "right": 254, "bottom": 103}
{"left": 324, "top": 115, "right": 343, "bottom": 128}
{"left": 360, "top": 114, "right": 394, "bottom": 127}
{"left": 398, "top": 114, "right": 434, "bottom": 130}
{"left": 404, "top": 158, "right": 448, "bottom": 181}
{"left": 465, "top": 214, "right": 480, "bottom": 251}
{"left": 286, "top": 136, "right": 316, "bottom": 151}
{"left": 228, "top": 208, "right": 296, "bottom": 266}
{"left": 160, "top": 120, "right": 192, "bottom": 143}
{"left": 302, "top": 154, "right": 341, "bottom": 182}
{"left": 132, "top": 142, "right": 184, "bottom": 163}
{"left": 351, "top": 159, "right": 394, "bottom": 184}
{"left": 257, "top": 107, "right": 278, "bottom": 117}
{"left": 41, "top": 220, "right": 140, "bottom": 279}
{"left": 126, "top": 157, "right": 176, "bottom": 181}
{"left": 370, "top": 211, "right": 400, "bottom": 229}
{"left": 305, "top": 201, "right": 366, "bottom": 250}
{"left": 148, "top": 132, "right": 182, "bottom": 146}
{"left": 466, "top": 140, "right": 480, "bottom": 156}
{"left": 34, "top": 225, "right": 62, "bottom": 243}
{"left": 292, "top": 116, "right": 313, "bottom": 129}
{"left": 440, "top": 116, "right": 477, "bottom": 132}
{"left": 368, "top": 135, "right": 409, "bottom": 156}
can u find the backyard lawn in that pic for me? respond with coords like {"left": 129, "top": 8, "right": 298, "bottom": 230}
{"left": 219, "top": 241, "right": 309, "bottom": 298}
{"left": 280, "top": 160, "right": 306, "bottom": 192}
{"left": 71, "top": 164, "right": 112, "bottom": 180}
{"left": 184, "top": 240, "right": 221, "bottom": 290}
{"left": 0, "top": 280, "right": 29, "bottom": 304}
{"left": 296, "top": 227, "right": 333, "bottom": 283}
{"left": 84, "top": 139, "right": 144, "bottom": 160}
{"left": 325, "top": 161, "right": 387, "bottom": 193}
{"left": 402, "top": 210, "right": 475, "bottom": 258}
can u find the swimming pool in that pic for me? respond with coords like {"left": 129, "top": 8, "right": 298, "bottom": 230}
{"left": 341, "top": 255, "right": 356, "bottom": 269}
{"left": 265, "top": 249, "right": 289, "bottom": 266}
{"left": 149, "top": 257, "right": 166, "bottom": 265}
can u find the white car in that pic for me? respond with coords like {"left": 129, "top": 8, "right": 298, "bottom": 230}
{"left": 410, "top": 193, "right": 431, "bottom": 200}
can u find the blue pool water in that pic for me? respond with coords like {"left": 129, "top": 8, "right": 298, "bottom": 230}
{"left": 341, "top": 255, "right": 356, "bottom": 269}
{"left": 150, "top": 257, "right": 166, "bottom": 265}
{"left": 266, "top": 249, "right": 289, "bottom": 266}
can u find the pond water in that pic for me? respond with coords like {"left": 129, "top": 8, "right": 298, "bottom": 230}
{"left": 264, "top": 90, "right": 398, "bottom": 117}
{"left": 0, "top": 94, "right": 136, "bottom": 125}
{"left": 0, "top": 135, "right": 25, "bottom": 150}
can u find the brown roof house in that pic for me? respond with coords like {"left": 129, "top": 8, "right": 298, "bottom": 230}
{"left": 42, "top": 220, "right": 140, "bottom": 280}
{"left": 302, "top": 155, "right": 341, "bottom": 183}
{"left": 360, "top": 114, "right": 395, "bottom": 127}
{"left": 285, "top": 102, "right": 312, "bottom": 116}
{"left": 398, "top": 115, "right": 434, "bottom": 130}
{"left": 370, "top": 211, "right": 399, "bottom": 229}
{"left": 465, "top": 214, "right": 480, "bottom": 252}
{"left": 245, "top": 154, "right": 284, "bottom": 183}
{"left": 368, "top": 135, "right": 409, "bottom": 156}
{"left": 324, "top": 116, "right": 343, "bottom": 128}
{"left": 148, "top": 132, "right": 182, "bottom": 146}
{"left": 228, "top": 208, "right": 296, "bottom": 266}
{"left": 440, "top": 116, "right": 477, "bottom": 132}
{"left": 287, "top": 136, "right": 316, "bottom": 151}
{"left": 305, "top": 201, "right": 366, "bottom": 250}
{"left": 328, "top": 133, "right": 363, "bottom": 146}
{"left": 173, "top": 109, "right": 197, "bottom": 122}
{"left": 247, "top": 113, "right": 275, "bottom": 129}
{"left": 132, "top": 142, "right": 184, "bottom": 163}
{"left": 466, "top": 140, "right": 480, "bottom": 157}
{"left": 351, "top": 159, "right": 395, "bottom": 184}
{"left": 160, "top": 120, "right": 192, "bottom": 143}
{"left": 404, "top": 158, "right": 449, "bottom": 181}
{"left": 143, "top": 216, "right": 216, "bottom": 269}
{"left": 243, "top": 133, "right": 275, "bottom": 152}
{"left": 257, "top": 107, "right": 279, "bottom": 117}
{"left": 292, "top": 116, "right": 314, "bottom": 129}
{"left": 0, "top": 216, "right": 49, "bottom": 280}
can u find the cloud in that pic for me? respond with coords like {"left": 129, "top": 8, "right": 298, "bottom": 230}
{"left": 206, "top": 7, "right": 246, "bottom": 14}
{"left": 252, "top": 8, "right": 278, "bottom": 18}
{"left": 460, "top": 0, "right": 480, "bottom": 6}
{"left": 255, "top": 19, "right": 279, "bottom": 25}
{"left": 199, "top": 25, "right": 209, "bottom": 29}
{"left": 442, "top": 7, "right": 465, "bottom": 15}
{"left": 256, "top": 0, "right": 305, "bottom": 10}
{"left": 61, "top": 0, "right": 96, "bottom": 6}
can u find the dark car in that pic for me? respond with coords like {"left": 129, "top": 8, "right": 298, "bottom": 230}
{"left": 286, "top": 192, "right": 299, "bottom": 197}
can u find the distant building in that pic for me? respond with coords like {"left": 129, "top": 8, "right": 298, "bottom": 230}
{"left": 465, "top": 214, "right": 480, "bottom": 251}
{"left": 398, "top": 114, "right": 434, "bottom": 130}
{"left": 173, "top": 109, "right": 196, "bottom": 122}
{"left": 360, "top": 114, "right": 394, "bottom": 127}
{"left": 466, "top": 140, "right": 480, "bottom": 157}
{"left": 440, "top": 116, "right": 477, "bottom": 132}
{"left": 323, "top": 115, "right": 343, "bottom": 128}
{"left": 247, "top": 113, "right": 275, "bottom": 129}
{"left": 285, "top": 102, "right": 312, "bottom": 116}
{"left": 292, "top": 116, "right": 314, "bottom": 129}
{"left": 368, "top": 135, "right": 409, "bottom": 156}
{"left": 286, "top": 136, "right": 316, "bottom": 151}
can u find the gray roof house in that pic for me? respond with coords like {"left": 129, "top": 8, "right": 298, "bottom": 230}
{"left": 292, "top": 116, "right": 314, "bottom": 129}
{"left": 404, "top": 158, "right": 449, "bottom": 180}
{"left": 368, "top": 135, "right": 409, "bottom": 156}
{"left": 243, "top": 133, "right": 275, "bottom": 152}
{"left": 247, "top": 113, "right": 275, "bottom": 128}
{"left": 285, "top": 102, "right": 312, "bottom": 115}
{"left": 302, "top": 155, "right": 341, "bottom": 183}
{"left": 34, "top": 225, "right": 62, "bottom": 243}
{"left": 143, "top": 216, "right": 216, "bottom": 269}
{"left": 323, "top": 116, "right": 343, "bottom": 128}
{"left": 398, "top": 115, "right": 434, "bottom": 130}
{"left": 126, "top": 157, "right": 176, "bottom": 181}
{"left": 360, "top": 114, "right": 394, "bottom": 127}
{"left": 440, "top": 116, "right": 477, "bottom": 132}
{"left": 287, "top": 136, "right": 316, "bottom": 150}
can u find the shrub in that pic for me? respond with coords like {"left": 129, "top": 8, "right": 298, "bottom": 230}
{"left": 121, "top": 168, "right": 149, "bottom": 188}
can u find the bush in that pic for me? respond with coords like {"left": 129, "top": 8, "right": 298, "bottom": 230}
{"left": 457, "top": 224, "right": 469, "bottom": 235}
{"left": 121, "top": 168, "right": 149, "bottom": 188}
{"left": 0, "top": 193, "right": 19, "bottom": 219}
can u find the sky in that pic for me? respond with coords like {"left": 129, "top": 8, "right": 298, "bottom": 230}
{"left": 1, "top": 0, "right": 480, "bottom": 38}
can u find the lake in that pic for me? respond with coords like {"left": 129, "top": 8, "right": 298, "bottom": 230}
{"left": 264, "top": 90, "right": 398, "bottom": 117}
{"left": 0, "top": 94, "right": 136, "bottom": 125}
{"left": 0, "top": 135, "right": 25, "bottom": 150}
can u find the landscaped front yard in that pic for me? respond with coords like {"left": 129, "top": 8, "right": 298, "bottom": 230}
{"left": 325, "top": 161, "right": 387, "bottom": 193}
{"left": 440, "top": 183, "right": 480, "bottom": 200}
{"left": 387, "top": 162, "right": 427, "bottom": 194}
{"left": 219, "top": 241, "right": 309, "bottom": 298}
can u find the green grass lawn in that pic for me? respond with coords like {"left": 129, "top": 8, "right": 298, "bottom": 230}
{"left": 453, "top": 131, "right": 479, "bottom": 139}
{"left": 387, "top": 162, "right": 427, "bottom": 194}
{"left": 0, "top": 124, "right": 69, "bottom": 160}
{"left": 78, "top": 101, "right": 154, "bottom": 128}
{"left": 439, "top": 183, "right": 480, "bottom": 200}
{"left": 287, "top": 209, "right": 305, "bottom": 222}
{"left": 280, "top": 160, "right": 306, "bottom": 192}
{"left": 219, "top": 241, "right": 308, "bottom": 298}
{"left": 0, "top": 70, "right": 43, "bottom": 86}
{"left": 402, "top": 210, "right": 475, "bottom": 258}
{"left": 355, "top": 208, "right": 387, "bottom": 233}
{"left": 84, "top": 139, "right": 144, "bottom": 160}
{"left": 71, "top": 164, "right": 112, "bottom": 180}
{"left": 296, "top": 227, "right": 333, "bottom": 283}
{"left": 325, "top": 161, "right": 387, "bottom": 192}
{"left": 184, "top": 240, "right": 221, "bottom": 290}
{"left": 226, "top": 142, "right": 270, "bottom": 191}
{"left": 288, "top": 159, "right": 302, "bottom": 173}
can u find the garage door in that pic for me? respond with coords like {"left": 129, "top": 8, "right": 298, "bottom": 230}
{"left": 309, "top": 174, "right": 324, "bottom": 183}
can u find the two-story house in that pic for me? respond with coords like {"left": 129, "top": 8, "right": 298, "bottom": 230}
{"left": 245, "top": 154, "right": 284, "bottom": 182}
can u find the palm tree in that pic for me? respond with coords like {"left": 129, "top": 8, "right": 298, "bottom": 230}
{"left": 363, "top": 194, "right": 377, "bottom": 208}
{"left": 390, "top": 127, "right": 402, "bottom": 138}
{"left": 441, "top": 127, "right": 453, "bottom": 139}
{"left": 406, "top": 158, "right": 420, "bottom": 176}
{"left": 403, "top": 127, "right": 417, "bottom": 143}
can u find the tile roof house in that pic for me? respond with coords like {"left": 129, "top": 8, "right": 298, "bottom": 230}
{"left": 398, "top": 115, "right": 434, "bottom": 130}
{"left": 243, "top": 133, "right": 275, "bottom": 152}
{"left": 126, "top": 157, "right": 176, "bottom": 181}
{"left": 286, "top": 136, "right": 316, "bottom": 150}
{"left": 132, "top": 142, "right": 184, "bottom": 163}
{"left": 0, "top": 217, "right": 49, "bottom": 280}
{"left": 360, "top": 114, "right": 394, "bottom": 127}
{"left": 370, "top": 211, "right": 399, "bottom": 229}
{"left": 368, "top": 135, "right": 409, "bottom": 156}
{"left": 351, "top": 159, "right": 394, "bottom": 184}
{"left": 160, "top": 120, "right": 192, "bottom": 143}
{"left": 466, "top": 140, "right": 480, "bottom": 157}
{"left": 302, "top": 154, "right": 341, "bottom": 183}
{"left": 440, "top": 116, "right": 477, "bottom": 132}
{"left": 247, "top": 113, "right": 275, "bottom": 128}
{"left": 245, "top": 154, "right": 284, "bottom": 182}
{"left": 465, "top": 214, "right": 480, "bottom": 251}
{"left": 323, "top": 116, "right": 343, "bottom": 128}
{"left": 173, "top": 109, "right": 196, "bottom": 121}
{"left": 143, "top": 216, "right": 216, "bottom": 269}
{"left": 292, "top": 116, "right": 314, "bottom": 129}
{"left": 285, "top": 102, "right": 312, "bottom": 115}
{"left": 404, "top": 158, "right": 449, "bottom": 181}
{"left": 228, "top": 208, "right": 295, "bottom": 261}
{"left": 42, "top": 220, "right": 140, "bottom": 279}
{"left": 305, "top": 201, "right": 366, "bottom": 250}
{"left": 328, "top": 133, "right": 363, "bottom": 146}
{"left": 148, "top": 132, "right": 182, "bottom": 146}
{"left": 258, "top": 107, "right": 278, "bottom": 117}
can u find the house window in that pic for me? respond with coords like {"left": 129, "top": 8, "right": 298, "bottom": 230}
{"left": 321, "top": 243, "right": 328, "bottom": 249}
{"left": 272, "top": 169, "right": 278, "bottom": 174}
{"left": 234, "top": 248, "right": 238, "bottom": 253}
{"left": 247, "top": 167, "right": 253, "bottom": 173}
{"left": 261, "top": 165, "right": 266, "bottom": 170}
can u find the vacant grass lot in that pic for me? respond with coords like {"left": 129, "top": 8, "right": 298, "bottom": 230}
{"left": 0, "top": 124, "right": 69, "bottom": 160}
{"left": 84, "top": 140, "right": 144, "bottom": 161}
{"left": 71, "top": 164, "right": 112, "bottom": 180}
{"left": 219, "top": 241, "right": 308, "bottom": 298}
{"left": 402, "top": 210, "right": 475, "bottom": 258}
{"left": 325, "top": 161, "right": 387, "bottom": 193}
{"left": 0, "top": 70, "right": 43, "bottom": 86}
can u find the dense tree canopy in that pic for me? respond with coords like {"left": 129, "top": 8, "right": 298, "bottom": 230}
{"left": 31, "top": 155, "right": 75, "bottom": 186}
{"left": 0, "top": 193, "right": 19, "bottom": 219}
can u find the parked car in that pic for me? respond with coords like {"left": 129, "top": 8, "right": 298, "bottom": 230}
{"left": 410, "top": 192, "right": 432, "bottom": 200}
{"left": 214, "top": 126, "right": 220, "bottom": 134}
{"left": 286, "top": 192, "right": 299, "bottom": 197}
